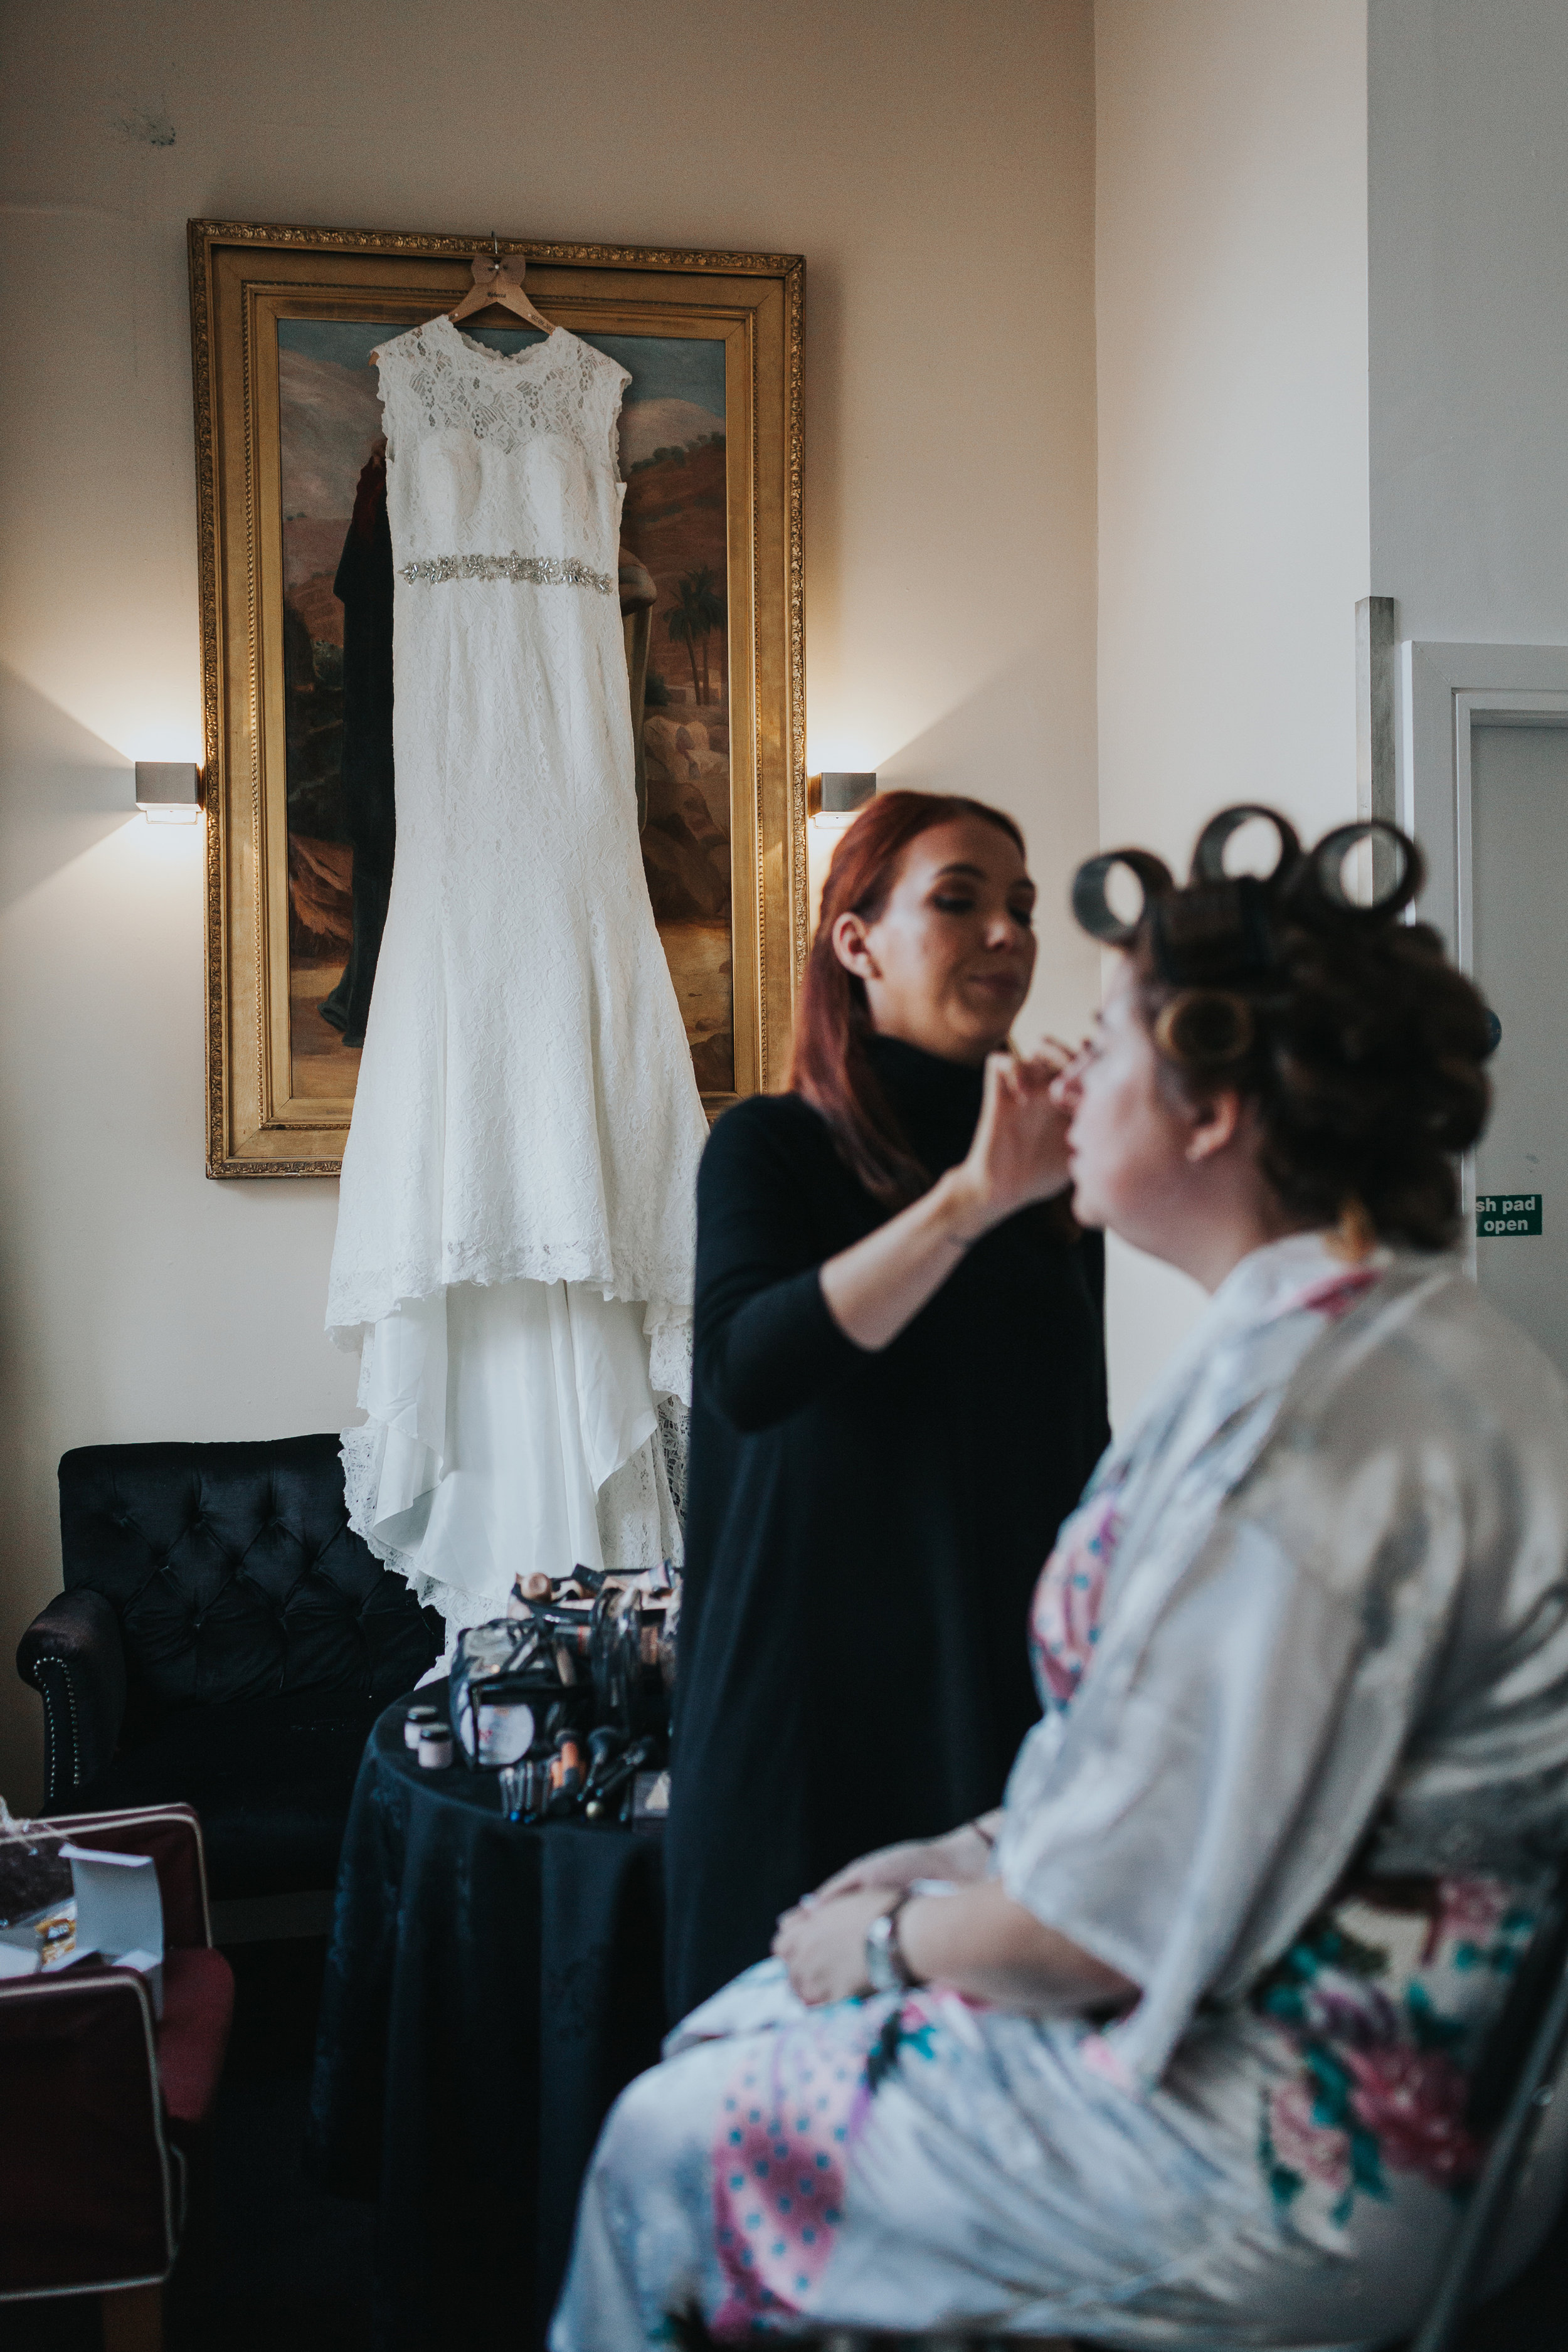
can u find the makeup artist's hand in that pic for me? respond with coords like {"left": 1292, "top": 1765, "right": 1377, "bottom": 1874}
{"left": 944, "top": 1042, "right": 1076, "bottom": 1242}
{"left": 817, "top": 1041, "right": 1083, "bottom": 1355}
{"left": 773, "top": 1886, "right": 896, "bottom": 2006}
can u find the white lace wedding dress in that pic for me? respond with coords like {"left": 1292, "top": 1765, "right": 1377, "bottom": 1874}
{"left": 327, "top": 315, "right": 708, "bottom": 1638}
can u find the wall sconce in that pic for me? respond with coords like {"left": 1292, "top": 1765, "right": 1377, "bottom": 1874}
{"left": 134, "top": 763, "right": 203, "bottom": 824}
{"left": 807, "top": 771, "right": 876, "bottom": 832}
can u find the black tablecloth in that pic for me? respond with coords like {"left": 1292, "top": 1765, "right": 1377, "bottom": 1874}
{"left": 307, "top": 1685, "right": 665, "bottom": 2349}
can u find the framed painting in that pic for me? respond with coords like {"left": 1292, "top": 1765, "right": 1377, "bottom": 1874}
{"left": 189, "top": 220, "right": 805, "bottom": 1175}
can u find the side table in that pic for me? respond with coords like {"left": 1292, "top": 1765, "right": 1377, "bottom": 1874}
{"left": 307, "top": 1683, "right": 665, "bottom": 2349}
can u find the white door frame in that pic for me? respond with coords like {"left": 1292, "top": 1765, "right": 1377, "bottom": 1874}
{"left": 1399, "top": 640, "right": 1568, "bottom": 1268}
{"left": 1399, "top": 640, "right": 1568, "bottom": 960}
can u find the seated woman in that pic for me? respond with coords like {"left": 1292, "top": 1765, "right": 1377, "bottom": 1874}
{"left": 553, "top": 807, "right": 1568, "bottom": 2350}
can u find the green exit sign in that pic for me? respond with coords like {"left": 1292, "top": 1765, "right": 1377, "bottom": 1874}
{"left": 1477, "top": 1194, "right": 1543, "bottom": 1237}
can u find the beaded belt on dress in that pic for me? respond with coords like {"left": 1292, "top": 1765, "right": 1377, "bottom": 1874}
{"left": 399, "top": 552, "right": 615, "bottom": 595}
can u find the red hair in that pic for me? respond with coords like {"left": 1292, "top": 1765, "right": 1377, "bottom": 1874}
{"left": 789, "top": 789, "right": 1027, "bottom": 1204}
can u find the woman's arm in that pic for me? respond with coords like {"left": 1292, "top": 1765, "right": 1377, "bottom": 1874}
{"left": 697, "top": 1048, "right": 1073, "bottom": 1433}
{"left": 899, "top": 1879, "right": 1135, "bottom": 2011}
{"left": 695, "top": 1104, "right": 869, "bottom": 1432}
{"left": 772, "top": 1878, "right": 1136, "bottom": 2015}
{"left": 819, "top": 1048, "right": 1073, "bottom": 1351}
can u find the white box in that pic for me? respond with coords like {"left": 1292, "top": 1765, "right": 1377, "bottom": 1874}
{"left": 60, "top": 1845, "right": 164, "bottom": 2017}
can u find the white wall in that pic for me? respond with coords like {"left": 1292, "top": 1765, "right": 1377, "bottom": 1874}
{"left": 0, "top": 0, "right": 1099, "bottom": 1803}
{"left": 1093, "top": 0, "right": 1372, "bottom": 1422}
{"left": 1369, "top": 0, "right": 1568, "bottom": 646}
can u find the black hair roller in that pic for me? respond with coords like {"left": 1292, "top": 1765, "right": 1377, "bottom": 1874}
{"left": 1070, "top": 848, "right": 1175, "bottom": 946}
{"left": 1189, "top": 805, "right": 1303, "bottom": 889}
{"left": 1306, "top": 820, "right": 1424, "bottom": 923}
{"left": 1067, "top": 805, "right": 1422, "bottom": 986}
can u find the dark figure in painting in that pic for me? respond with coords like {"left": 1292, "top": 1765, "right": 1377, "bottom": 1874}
{"left": 320, "top": 438, "right": 396, "bottom": 1049}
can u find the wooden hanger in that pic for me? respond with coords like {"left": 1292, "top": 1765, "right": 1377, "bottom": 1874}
{"left": 450, "top": 232, "right": 554, "bottom": 331}
{"left": 369, "top": 236, "right": 553, "bottom": 365}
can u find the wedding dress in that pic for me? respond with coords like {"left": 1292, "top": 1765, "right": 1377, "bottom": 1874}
{"left": 327, "top": 315, "right": 708, "bottom": 1633}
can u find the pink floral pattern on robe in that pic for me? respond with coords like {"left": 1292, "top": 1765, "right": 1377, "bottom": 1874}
{"left": 1029, "top": 1483, "right": 1121, "bottom": 1710}
{"left": 709, "top": 1996, "right": 939, "bottom": 2338}
{"left": 1027, "top": 1261, "right": 1383, "bottom": 1718}
{"left": 1283, "top": 1264, "right": 1385, "bottom": 1322}
{"left": 1255, "top": 1873, "right": 1540, "bottom": 2232}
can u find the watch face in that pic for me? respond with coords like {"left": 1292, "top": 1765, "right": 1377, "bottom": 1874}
{"left": 864, "top": 1912, "right": 898, "bottom": 1993}
{"left": 865, "top": 1910, "right": 903, "bottom": 1985}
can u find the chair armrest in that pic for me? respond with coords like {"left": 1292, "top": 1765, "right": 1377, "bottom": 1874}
{"left": 16, "top": 1589, "right": 127, "bottom": 1805}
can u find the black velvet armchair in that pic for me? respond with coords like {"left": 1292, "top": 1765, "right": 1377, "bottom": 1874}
{"left": 14, "top": 1435, "right": 442, "bottom": 1907}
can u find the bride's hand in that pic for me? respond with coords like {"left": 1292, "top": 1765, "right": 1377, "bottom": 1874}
{"left": 803, "top": 1839, "right": 945, "bottom": 1908}
{"left": 773, "top": 1885, "right": 894, "bottom": 2006}
{"left": 945, "top": 1044, "right": 1075, "bottom": 1243}
{"left": 797, "top": 1823, "right": 992, "bottom": 1911}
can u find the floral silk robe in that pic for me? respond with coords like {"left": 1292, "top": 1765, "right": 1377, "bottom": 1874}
{"left": 553, "top": 1235, "right": 1568, "bottom": 2349}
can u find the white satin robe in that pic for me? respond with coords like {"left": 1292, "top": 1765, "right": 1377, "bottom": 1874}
{"left": 553, "top": 1234, "right": 1568, "bottom": 2349}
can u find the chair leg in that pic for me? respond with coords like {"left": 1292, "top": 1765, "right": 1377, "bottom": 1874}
{"left": 101, "top": 2282, "right": 162, "bottom": 2352}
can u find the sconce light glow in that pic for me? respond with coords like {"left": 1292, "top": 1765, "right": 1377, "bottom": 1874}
{"left": 134, "top": 762, "right": 203, "bottom": 824}
{"left": 809, "top": 771, "right": 877, "bottom": 832}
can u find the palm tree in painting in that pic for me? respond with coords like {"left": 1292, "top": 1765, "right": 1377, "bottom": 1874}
{"left": 665, "top": 566, "right": 727, "bottom": 706}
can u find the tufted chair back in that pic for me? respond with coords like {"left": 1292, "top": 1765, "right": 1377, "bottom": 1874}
{"left": 58, "top": 1434, "right": 438, "bottom": 1730}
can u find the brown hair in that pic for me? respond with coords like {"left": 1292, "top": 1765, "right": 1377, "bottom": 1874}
{"left": 1127, "top": 893, "right": 1492, "bottom": 1253}
{"left": 789, "top": 788, "right": 1026, "bottom": 1204}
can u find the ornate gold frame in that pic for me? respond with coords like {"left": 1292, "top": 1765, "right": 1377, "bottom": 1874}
{"left": 189, "top": 218, "right": 805, "bottom": 1177}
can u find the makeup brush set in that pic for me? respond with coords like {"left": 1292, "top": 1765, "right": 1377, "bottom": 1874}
{"left": 417, "top": 1565, "right": 677, "bottom": 1826}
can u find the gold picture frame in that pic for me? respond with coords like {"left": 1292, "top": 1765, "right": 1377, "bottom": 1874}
{"left": 189, "top": 218, "right": 805, "bottom": 1177}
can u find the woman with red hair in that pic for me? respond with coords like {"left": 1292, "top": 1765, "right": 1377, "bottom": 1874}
{"left": 665, "top": 788, "right": 1108, "bottom": 2020}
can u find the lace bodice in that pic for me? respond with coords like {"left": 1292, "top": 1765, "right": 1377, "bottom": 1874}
{"left": 376, "top": 319, "right": 627, "bottom": 595}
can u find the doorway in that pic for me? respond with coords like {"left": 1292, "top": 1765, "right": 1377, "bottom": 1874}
{"left": 1469, "top": 718, "right": 1568, "bottom": 1374}
{"left": 1400, "top": 642, "right": 1568, "bottom": 1376}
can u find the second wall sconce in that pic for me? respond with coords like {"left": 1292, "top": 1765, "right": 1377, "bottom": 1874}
{"left": 134, "top": 763, "right": 203, "bottom": 824}
{"left": 808, "top": 771, "right": 877, "bottom": 832}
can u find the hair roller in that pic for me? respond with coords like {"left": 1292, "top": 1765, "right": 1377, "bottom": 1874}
{"left": 1070, "top": 849, "right": 1175, "bottom": 946}
{"left": 1152, "top": 990, "right": 1256, "bottom": 1069}
{"left": 1189, "top": 805, "right": 1303, "bottom": 888}
{"left": 1304, "top": 821, "right": 1424, "bottom": 922}
{"left": 1150, "top": 875, "right": 1279, "bottom": 983}
{"left": 1135, "top": 805, "right": 1304, "bottom": 984}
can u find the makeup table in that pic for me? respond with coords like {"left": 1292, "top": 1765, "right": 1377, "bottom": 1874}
{"left": 306, "top": 1683, "right": 664, "bottom": 2350}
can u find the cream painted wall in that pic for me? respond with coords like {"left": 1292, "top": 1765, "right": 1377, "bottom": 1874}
{"left": 1093, "top": 0, "right": 1372, "bottom": 1422}
{"left": 1369, "top": 0, "right": 1568, "bottom": 646}
{"left": 0, "top": 0, "right": 1099, "bottom": 1802}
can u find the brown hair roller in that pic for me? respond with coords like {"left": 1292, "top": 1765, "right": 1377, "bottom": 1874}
{"left": 1152, "top": 990, "right": 1257, "bottom": 1069}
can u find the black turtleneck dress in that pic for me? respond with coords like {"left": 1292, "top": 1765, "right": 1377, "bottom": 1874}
{"left": 665, "top": 1036, "right": 1110, "bottom": 2020}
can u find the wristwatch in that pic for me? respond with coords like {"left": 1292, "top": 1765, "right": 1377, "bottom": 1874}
{"left": 864, "top": 1894, "right": 920, "bottom": 1993}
